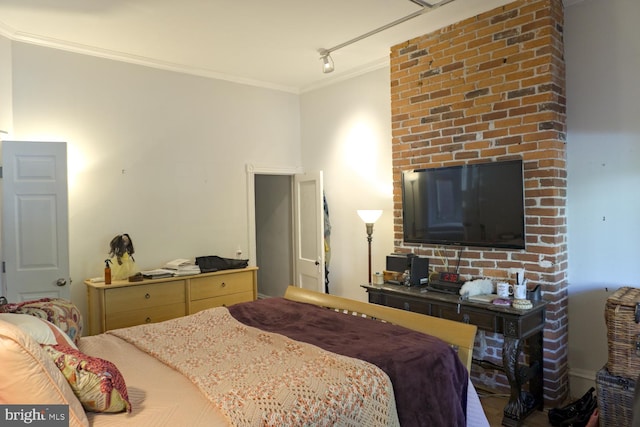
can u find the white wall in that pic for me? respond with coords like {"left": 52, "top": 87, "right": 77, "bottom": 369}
{"left": 565, "top": 0, "right": 640, "bottom": 393}
{"left": 0, "top": 35, "right": 11, "bottom": 135}
{"left": 9, "top": 42, "right": 301, "bottom": 317}
{"left": 300, "top": 68, "right": 395, "bottom": 302}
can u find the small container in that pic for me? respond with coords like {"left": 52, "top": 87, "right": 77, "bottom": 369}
{"left": 373, "top": 272, "right": 384, "bottom": 285}
{"left": 104, "top": 259, "right": 112, "bottom": 285}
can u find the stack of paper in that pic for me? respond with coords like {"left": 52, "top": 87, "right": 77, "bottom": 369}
{"left": 141, "top": 269, "right": 176, "bottom": 279}
{"left": 163, "top": 259, "right": 201, "bottom": 276}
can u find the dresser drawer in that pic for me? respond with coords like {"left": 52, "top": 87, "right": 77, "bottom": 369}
{"left": 190, "top": 271, "right": 254, "bottom": 301}
{"left": 190, "top": 291, "right": 254, "bottom": 314}
{"left": 105, "top": 281, "right": 186, "bottom": 314}
{"left": 106, "top": 303, "right": 186, "bottom": 330}
{"left": 384, "top": 295, "right": 431, "bottom": 315}
{"left": 437, "top": 305, "right": 497, "bottom": 331}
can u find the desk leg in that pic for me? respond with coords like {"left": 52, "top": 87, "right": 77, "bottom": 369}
{"left": 501, "top": 336, "right": 537, "bottom": 426}
{"left": 529, "top": 331, "right": 544, "bottom": 411}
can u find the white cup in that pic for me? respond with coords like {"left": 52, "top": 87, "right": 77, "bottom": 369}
{"left": 373, "top": 272, "right": 384, "bottom": 285}
{"left": 497, "top": 282, "right": 514, "bottom": 299}
{"left": 514, "top": 283, "right": 527, "bottom": 299}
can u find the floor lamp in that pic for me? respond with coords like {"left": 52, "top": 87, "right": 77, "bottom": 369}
{"left": 357, "top": 210, "right": 383, "bottom": 284}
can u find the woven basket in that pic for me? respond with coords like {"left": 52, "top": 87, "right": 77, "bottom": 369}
{"left": 596, "top": 365, "right": 636, "bottom": 427}
{"left": 605, "top": 287, "right": 640, "bottom": 378}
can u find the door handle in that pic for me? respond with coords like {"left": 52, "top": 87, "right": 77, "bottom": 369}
{"left": 315, "top": 261, "right": 320, "bottom": 266}
{"left": 56, "top": 278, "right": 67, "bottom": 287}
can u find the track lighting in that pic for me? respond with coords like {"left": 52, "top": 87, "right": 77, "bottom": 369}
{"left": 317, "top": 0, "right": 454, "bottom": 74}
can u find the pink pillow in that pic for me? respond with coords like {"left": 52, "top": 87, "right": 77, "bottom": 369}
{"left": 0, "top": 319, "right": 89, "bottom": 427}
{"left": 43, "top": 344, "right": 132, "bottom": 413}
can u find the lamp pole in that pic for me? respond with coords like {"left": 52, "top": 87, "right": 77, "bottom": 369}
{"left": 365, "top": 222, "right": 374, "bottom": 284}
{"left": 357, "top": 210, "right": 382, "bottom": 284}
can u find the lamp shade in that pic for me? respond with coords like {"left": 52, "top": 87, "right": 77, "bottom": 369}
{"left": 357, "top": 210, "right": 383, "bottom": 224}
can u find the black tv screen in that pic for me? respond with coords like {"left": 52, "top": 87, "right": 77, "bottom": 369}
{"left": 402, "top": 160, "right": 525, "bottom": 249}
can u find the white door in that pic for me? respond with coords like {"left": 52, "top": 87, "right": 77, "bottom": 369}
{"left": 293, "top": 171, "right": 324, "bottom": 293}
{"left": 1, "top": 141, "right": 70, "bottom": 301}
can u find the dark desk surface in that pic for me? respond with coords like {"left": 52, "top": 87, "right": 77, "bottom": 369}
{"left": 362, "top": 282, "right": 547, "bottom": 316}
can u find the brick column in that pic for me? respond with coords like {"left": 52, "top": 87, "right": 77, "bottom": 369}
{"left": 389, "top": 0, "right": 567, "bottom": 405}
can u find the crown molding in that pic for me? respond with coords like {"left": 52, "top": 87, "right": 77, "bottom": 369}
{"left": 0, "top": 20, "right": 300, "bottom": 94}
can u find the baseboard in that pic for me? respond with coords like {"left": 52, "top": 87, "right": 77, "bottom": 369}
{"left": 257, "top": 292, "right": 273, "bottom": 299}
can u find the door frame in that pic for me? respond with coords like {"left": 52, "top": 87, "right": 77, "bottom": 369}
{"left": 246, "top": 163, "right": 302, "bottom": 269}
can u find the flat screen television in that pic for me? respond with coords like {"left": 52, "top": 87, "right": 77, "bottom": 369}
{"left": 401, "top": 159, "right": 525, "bottom": 249}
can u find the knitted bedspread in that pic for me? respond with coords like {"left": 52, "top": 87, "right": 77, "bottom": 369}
{"left": 109, "top": 307, "right": 399, "bottom": 427}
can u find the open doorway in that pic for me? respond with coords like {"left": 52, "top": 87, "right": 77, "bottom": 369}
{"left": 254, "top": 174, "right": 293, "bottom": 298}
{"left": 247, "top": 165, "right": 325, "bottom": 298}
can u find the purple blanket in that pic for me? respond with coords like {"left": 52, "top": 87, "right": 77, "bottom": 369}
{"left": 228, "top": 297, "right": 468, "bottom": 427}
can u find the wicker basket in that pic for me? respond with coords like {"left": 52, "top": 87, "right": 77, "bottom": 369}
{"left": 605, "top": 287, "right": 640, "bottom": 378}
{"left": 596, "top": 365, "right": 636, "bottom": 427}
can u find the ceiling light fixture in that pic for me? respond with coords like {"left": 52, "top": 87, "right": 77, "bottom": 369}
{"left": 319, "top": 49, "right": 334, "bottom": 74}
{"left": 317, "top": 0, "right": 454, "bottom": 73}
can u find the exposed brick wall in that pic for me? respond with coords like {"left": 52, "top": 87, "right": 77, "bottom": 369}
{"left": 390, "top": 0, "right": 567, "bottom": 405}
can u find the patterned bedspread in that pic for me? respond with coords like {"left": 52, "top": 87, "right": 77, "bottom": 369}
{"left": 109, "top": 307, "right": 399, "bottom": 427}
{"left": 229, "top": 298, "right": 469, "bottom": 427}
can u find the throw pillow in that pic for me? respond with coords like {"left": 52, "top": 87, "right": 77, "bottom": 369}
{"left": 43, "top": 344, "right": 132, "bottom": 413}
{"left": 0, "top": 298, "right": 83, "bottom": 345}
{"left": 0, "top": 313, "right": 77, "bottom": 348}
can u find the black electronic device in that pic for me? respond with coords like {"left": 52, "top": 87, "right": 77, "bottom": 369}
{"left": 386, "top": 253, "right": 414, "bottom": 273}
{"left": 428, "top": 271, "right": 465, "bottom": 294}
{"left": 401, "top": 159, "right": 525, "bottom": 249}
{"left": 409, "top": 257, "right": 429, "bottom": 287}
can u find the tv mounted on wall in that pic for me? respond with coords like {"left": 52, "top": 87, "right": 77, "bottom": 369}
{"left": 401, "top": 159, "right": 525, "bottom": 249}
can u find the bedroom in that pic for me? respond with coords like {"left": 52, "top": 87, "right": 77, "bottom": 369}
{"left": 0, "top": 0, "right": 638, "bottom": 418}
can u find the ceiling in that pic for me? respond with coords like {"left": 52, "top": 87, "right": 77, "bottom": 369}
{"left": 0, "top": 0, "right": 523, "bottom": 93}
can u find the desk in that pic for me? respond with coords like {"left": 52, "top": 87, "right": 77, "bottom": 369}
{"left": 362, "top": 283, "right": 547, "bottom": 427}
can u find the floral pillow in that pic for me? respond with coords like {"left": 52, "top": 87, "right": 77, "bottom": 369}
{"left": 0, "top": 298, "right": 83, "bottom": 345}
{"left": 43, "top": 344, "right": 132, "bottom": 413}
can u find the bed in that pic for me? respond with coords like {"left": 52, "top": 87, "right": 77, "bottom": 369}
{"left": 0, "top": 286, "right": 488, "bottom": 427}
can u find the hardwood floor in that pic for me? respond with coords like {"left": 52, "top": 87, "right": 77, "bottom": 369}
{"left": 479, "top": 392, "right": 550, "bottom": 426}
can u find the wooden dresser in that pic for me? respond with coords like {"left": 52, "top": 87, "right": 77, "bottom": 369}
{"left": 85, "top": 267, "right": 258, "bottom": 335}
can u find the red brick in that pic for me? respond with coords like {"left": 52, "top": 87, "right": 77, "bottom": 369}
{"left": 390, "top": 0, "right": 567, "bottom": 405}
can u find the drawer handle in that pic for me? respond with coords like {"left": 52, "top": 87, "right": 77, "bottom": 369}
{"left": 221, "top": 282, "right": 226, "bottom": 288}
{"left": 145, "top": 293, "right": 151, "bottom": 299}
{"left": 145, "top": 317, "right": 151, "bottom": 323}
